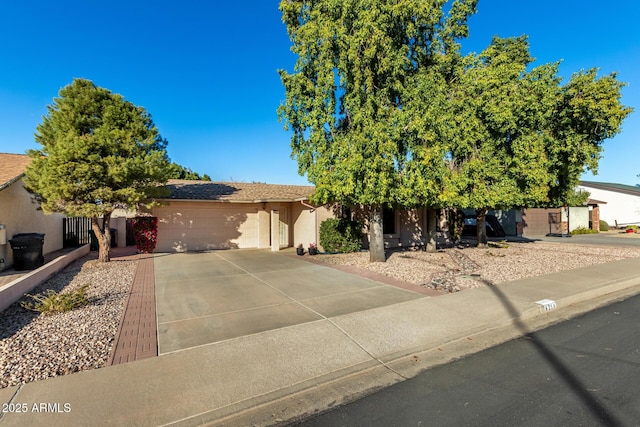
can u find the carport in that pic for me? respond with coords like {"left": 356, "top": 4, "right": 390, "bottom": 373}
{"left": 154, "top": 250, "right": 424, "bottom": 354}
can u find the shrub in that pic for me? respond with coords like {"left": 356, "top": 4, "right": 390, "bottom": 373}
{"left": 571, "top": 226, "right": 598, "bottom": 235}
{"left": 132, "top": 217, "right": 158, "bottom": 253}
{"left": 21, "top": 285, "right": 89, "bottom": 315}
{"left": 599, "top": 220, "right": 609, "bottom": 231}
{"left": 319, "top": 218, "right": 363, "bottom": 253}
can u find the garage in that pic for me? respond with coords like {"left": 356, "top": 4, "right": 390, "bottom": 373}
{"left": 150, "top": 180, "right": 318, "bottom": 253}
{"left": 154, "top": 202, "right": 260, "bottom": 252}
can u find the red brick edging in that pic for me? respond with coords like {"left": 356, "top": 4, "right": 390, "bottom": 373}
{"left": 108, "top": 254, "right": 158, "bottom": 365}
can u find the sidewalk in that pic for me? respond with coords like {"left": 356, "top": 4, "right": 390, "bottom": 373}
{"left": 1, "top": 256, "right": 639, "bottom": 426}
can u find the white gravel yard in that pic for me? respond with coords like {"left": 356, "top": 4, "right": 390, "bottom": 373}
{"left": 319, "top": 241, "right": 640, "bottom": 292}
{"left": 0, "top": 254, "right": 136, "bottom": 389}
{"left": 2, "top": 238, "right": 639, "bottom": 390}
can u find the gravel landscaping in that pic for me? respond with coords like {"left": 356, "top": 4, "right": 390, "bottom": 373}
{"left": 0, "top": 253, "right": 136, "bottom": 389}
{"left": 319, "top": 240, "right": 640, "bottom": 293}
{"left": 1, "top": 238, "right": 639, "bottom": 390}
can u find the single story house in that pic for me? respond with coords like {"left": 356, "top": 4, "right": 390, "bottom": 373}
{"left": 578, "top": 181, "right": 640, "bottom": 227}
{"left": 0, "top": 153, "right": 65, "bottom": 271}
{"left": 150, "top": 180, "right": 330, "bottom": 252}
{"left": 150, "top": 180, "right": 436, "bottom": 252}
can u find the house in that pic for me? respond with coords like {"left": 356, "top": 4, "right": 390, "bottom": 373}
{"left": 578, "top": 181, "right": 640, "bottom": 227}
{"left": 150, "top": 180, "right": 434, "bottom": 252}
{"left": 0, "top": 153, "right": 65, "bottom": 271}
{"left": 150, "top": 180, "right": 331, "bottom": 252}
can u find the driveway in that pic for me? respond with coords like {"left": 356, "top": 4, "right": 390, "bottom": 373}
{"left": 154, "top": 250, "right": 425, "bottom": 354}
{"left": 531, "top": 231, "right": 640, "bottom": 247}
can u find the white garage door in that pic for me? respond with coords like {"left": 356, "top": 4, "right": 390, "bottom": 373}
{"left": 153, "top": 203, "right": 259, "bottom": 252}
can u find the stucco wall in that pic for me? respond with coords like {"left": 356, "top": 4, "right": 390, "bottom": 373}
{"left": 569, "top": 206, "right": 589, "bottom": 231}
{"left": 578, "top": 185, "right": 640, "bottom": 226}
{"left": 522, "top": 208, "right": 563, "bottom": 236}
{"left": 398, "top": 208, "right": 426, "bottom": 248}
{"left": 291, "top": 202, "right": 316, "bottom": 249}
{"left": 0, "top": 178, "right": 65, "bottom": 270}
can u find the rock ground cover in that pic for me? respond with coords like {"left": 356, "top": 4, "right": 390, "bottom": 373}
{"left": 1, "top": 239, "right": 639, "bottom": 389}
{"left": 0, "top": 253, "right": 136, "bottom": 389}
{"left": 319, "top": 241, "right": 640, "bottom": 292}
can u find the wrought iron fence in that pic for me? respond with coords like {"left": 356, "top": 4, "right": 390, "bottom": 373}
{"left": 63, "top": 217, "right": 92, "bottom": 248}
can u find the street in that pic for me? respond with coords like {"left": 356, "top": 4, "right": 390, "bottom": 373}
{"left": 295, "top": 292, "right": 640, "bottom": 426}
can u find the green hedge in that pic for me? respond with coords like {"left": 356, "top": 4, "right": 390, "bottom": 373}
{"left": 571, "top": 226, "right": 598, "bottom": 235}
{"left": 319, "top": 218, "right": 363, "bottom": 253}
{"left": 599, "top": 220, "right": 609, "bottom": 231}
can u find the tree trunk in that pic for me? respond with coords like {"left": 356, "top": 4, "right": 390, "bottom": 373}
{"left": 91, "top": 214, "right": 112, "bottom": 262}
{"left": 369, "top": 205, "right": 386, "bottom": 262}
{"left": 476, "top": 208, "right": 488, "bottom": 248}
{"left": 426, "top": 207, "right": 437, "bottom": 253}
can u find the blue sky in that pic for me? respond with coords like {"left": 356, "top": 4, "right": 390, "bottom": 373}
{"left": 1, "top": 1, "right": 638, "bottom": 186}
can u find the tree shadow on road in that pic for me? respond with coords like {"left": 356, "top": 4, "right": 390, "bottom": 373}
{"left": 485, "top": 282, "right": 624, "bottom": 427}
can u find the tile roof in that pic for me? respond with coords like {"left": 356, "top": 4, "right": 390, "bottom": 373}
{"left": 0, "top": 153, "right": 32, "bottom": 191}
{"left": 165, "top": 179, "right": 315, "bottom": 202}
{"left": 580, "top": 181, "right": 640, "bottom": 197}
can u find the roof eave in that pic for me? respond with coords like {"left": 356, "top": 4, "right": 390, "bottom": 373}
{"left": 0, "top": 173, "right": 24, "bottom": 192}
{"left": 160, "top": 197, "right": 310, "bottom": 203}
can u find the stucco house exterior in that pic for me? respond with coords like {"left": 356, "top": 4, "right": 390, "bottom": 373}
{"left": 577, "top": 181, "right": 640, "bottom": 227}
{"left": 150, "top": 180, "right": 437, "bottom": 253}
{"left": 0, "top": 153, "right": 65, "bottom": 271}
{"left": 150, "top": 180, "right": 332, "bottom": 252}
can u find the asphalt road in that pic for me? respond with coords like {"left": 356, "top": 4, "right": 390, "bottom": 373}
{"left": 295, "top": 293, "right": 640, "bottom": 427}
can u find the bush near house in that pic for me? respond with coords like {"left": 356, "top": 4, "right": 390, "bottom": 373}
{"left": 132, "top": 217, "right": 158, "bottom": 253}
{"left": 599, "top": 220, "right": 609, "bottom": 231}
{"left": 319, "top": 218, "right": 363, "bottom": 253}
{"left": 571, "top": 226, "right": 598, "bottom": 235}
{"left": 21, "top": 285, "right": 89, "bottom": 315}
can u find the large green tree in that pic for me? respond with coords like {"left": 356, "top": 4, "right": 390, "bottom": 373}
{"left": 545, "top": 68, "right": 631, "bottom": 206}
{"left": 439, "top": 36, "right": 630, "bottom": 246}
{"left": 440, "top": 36, "right": 559, "bottom": 246}
{"left": 24, "top": 78, "right": 171, "bottom": 262}
{"left": 167, "top": 162, "right": 211, "bottom": 181}
{"left": 279, "top": 0, "right": 477, "bottom": 261}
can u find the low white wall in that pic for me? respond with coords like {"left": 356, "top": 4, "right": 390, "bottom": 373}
{"left": 569, "top": 206, "right": 589, "bottom": 231}
{"left": 0, "top": 245, "right": 90, "bottom": 313}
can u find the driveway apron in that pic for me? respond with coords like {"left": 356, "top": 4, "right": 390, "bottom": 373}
{"left": 154, "top": 250, "right": 424, "bottom": 354}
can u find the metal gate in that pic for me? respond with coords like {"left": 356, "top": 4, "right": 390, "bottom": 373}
{"left": 63, "top": 217, "right": 92, "bottom": 248}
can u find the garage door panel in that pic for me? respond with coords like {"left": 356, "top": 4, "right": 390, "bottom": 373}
{"left": 154, "top": 204, "right": 259, "bottom": 252}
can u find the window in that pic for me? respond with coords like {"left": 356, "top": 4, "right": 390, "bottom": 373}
{"left": 383, "top": 208, "right": 396, "bottom": 235}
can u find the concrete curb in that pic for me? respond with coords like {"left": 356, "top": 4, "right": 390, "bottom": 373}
{"left": 1, "top": 254, "right": 639, "bottom": 427}
{"left": 206, "top": 275, "right": 640, "bottom": 427}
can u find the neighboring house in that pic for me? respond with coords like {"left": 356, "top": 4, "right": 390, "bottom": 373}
{"left": 0, "top": 153, "right": 65, "bottom": 271}
{"left": 578, "top": 181, "right": 640, "bottom": 227}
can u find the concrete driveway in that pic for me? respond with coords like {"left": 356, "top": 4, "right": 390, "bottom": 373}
{"left": 154, "top": 250, "right": 424, "bottom": 354}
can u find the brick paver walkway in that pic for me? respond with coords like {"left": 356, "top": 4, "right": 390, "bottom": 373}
{"left": 108, "top": 252, "right": 158, "bottom": 365}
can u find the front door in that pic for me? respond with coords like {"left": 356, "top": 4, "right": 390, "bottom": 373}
{"left": 279, "top": 206, "right": 289, "bottom": 248}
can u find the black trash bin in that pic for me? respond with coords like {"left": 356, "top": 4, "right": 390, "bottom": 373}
{"left": 89, "top": 228, "right": 117, "bottom": 250}
{"left": 9, "top": 233, "right": 45, "bottom": 271}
